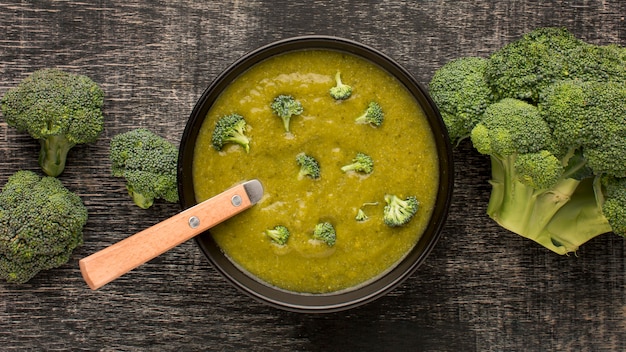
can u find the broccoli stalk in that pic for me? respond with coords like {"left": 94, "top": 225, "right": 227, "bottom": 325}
{"left": 270, "top": 95, "right": 303, "bottom": 132}
{"left": 39, "top": 135, "right": 76, "bottom": 178}
{"left": 0, "top": 170, "right": 88, "bottom": 283}
{"left": 110, "top": 129, "right": 179, "bottom": 209}
{"left": 329, "top": 72, "right": 353, "bottom": 100}
{"left": 341, "top": 152, "right": 374, "bottom": 174}
{"left": 355, "top": 101, "right": 384, "bottom": 127}
{"left": 0, "top": 68, "right": 105, "bottom": 177}
{"left": 485, "top": 153, "right": 611, "bottom": 254}
{"left": 211, "top": 113, "right": 251, "bottom": 153}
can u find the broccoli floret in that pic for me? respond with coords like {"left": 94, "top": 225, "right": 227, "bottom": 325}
{"left": 329, "top": 72, "right": 353, "bottom": 100}
{"left": 0, "top": 170, "right": 87, "bottom": 283}
{"left": 355, "top": 209, "right": 368, "bottom": 222}
{"left": 567, "top": 43, "right": 626, "bottom": 83}
{"left": 0, "top": 69, "right": 104, "bottom": 177}
{"left": 355, "top": 202, "right": 379, "bottom": 222}
{"left": 355, "top": 101, "right": 384, "bottom": 127}
{"left": 312, "top": 222, "right": 336, "bottom": 247}
{"left": 485, "top": 27, "right": 586, "bottom": 103}
{"left": 428, "top": 57, "right": 494, "bottom": 143}
{"left": 265, "top": 225, "right": 290, "bottom": 245}
{"left": 514, "top": 150, "right": 564, "bottom": 190}
{"left": 341, "top": 152, "right": 374, "bottom": 174}
{"left": 211, "top": 113, "right": 250, "bottom": 153}
{"left": 383, "top": 194, "right": 419, "bottom": 227}
{"left": 471, "top": 98, "right": 554, "bottom": 156}
{"left": 485, "top": 27, "right": 626, "bottom": 103}
{"left": 429, "top": 26, "right": 626, "bottom": 255}
{"left": 296, "top": 153, "right": 321, "bottom": 180}
{"left": 270, "top": 95, "right": 303, "bottom": 132}
{"left": 110, "top": 129, "right": 179, "bottom": 209}
{"left": 602, "top": 176, "right": 626, "bottom": 236}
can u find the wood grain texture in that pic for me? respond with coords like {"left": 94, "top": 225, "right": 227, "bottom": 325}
{"left": 1, "top": 1, "right": 625, "bottom": 351}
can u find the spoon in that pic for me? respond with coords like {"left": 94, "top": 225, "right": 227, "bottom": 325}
{"left": 79, "top": 179, "right": 263, "bottom": 290}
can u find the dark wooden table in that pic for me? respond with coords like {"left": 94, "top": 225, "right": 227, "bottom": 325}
{"left": 1, "top": 1, "right": 625, "bottom": 351}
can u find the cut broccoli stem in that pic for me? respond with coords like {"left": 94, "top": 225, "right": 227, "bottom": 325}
{"left": 39, "top": 135, "right": 76, "bottom": 177}
{"left": 545, "top": 177, "right": 613, "bottom": 251}
{"left": 486, "top": 154, "right": 610, "bottom": 254}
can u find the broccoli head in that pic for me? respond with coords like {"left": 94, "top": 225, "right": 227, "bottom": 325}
{"left": 429, "top": 26, "right": 626, "bottom": 255}
{"left": 355, "top": 101, "right": 384, "bottom": 127}
{"left": 329, "top": 72, "right": 353, "bottom": 100}
{"left": 341, "top": 152, "right": 374, "bottom": 174}
{"left": 270, "top": 95, "right": 303, "bottom": 132}
{"left": 265, "top": 225, "right": 291, "bottom": 245}
{"left": 428, "top": 57, "right": 494, "bottom": 143}
{"left": 540, "top": 80, "right": 626, "bottom": 177}
{"left": 383, "top": 194, "right": 419, "bottom": 227}
{"left": 0, "top": 170, "right": 87, "bottom": 283}
{"left": 0, "top": 68, "right": 105, "bottom": 177}
{"left": 296, "top": 153, "right": 321, "bottom": 180}
{"left": 211, "top": 113, "right": 251, "bottom": 153}
{"left": 110, "top": 129, "right": 179, "bottom": 209}
{"left": 312, "top": 222, "right": 336, "bottom": 247}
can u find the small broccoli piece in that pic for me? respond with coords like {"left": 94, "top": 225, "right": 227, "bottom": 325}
{"left": 329, "top": 72, "right": 353, "bottom": 100}
{"left": 211, "top": 113, "right": 251, "bottom": 153}
{"left": 355, "top": 202, "right": 379, "bottom": 222}
{"left": 355, "top": 101, "right": 384, "bottom": 127}
{"left": 270, "top": 95, "right": 303, "bottom": 132}
{"left": 265, "top": 225, "right": 291, "bottom": 245}
{"left": 383, "top": 194, "right": 419, "bottom": 227}
{"left": 428, "top": 57, "right": 494, "bottom": 143}
{"left": 296, "top": 153, "right": 321, "bottom": 180}
{"left": 110, "top": 129, "right": 179, "bottom": 209}
{"left": 355, "top": 209, "right": 368, "bottom": 222}
{"left": 312, "top": 222, "right": 336, "bottom": 247}
{"left": 341, "top": 152, "right": 374, "bottom": 174}
{"left": 0, "top": 170, "right": 87, "bottom": 283}
{"left": 0, "top": 68, "right": 104, "bottom": 177}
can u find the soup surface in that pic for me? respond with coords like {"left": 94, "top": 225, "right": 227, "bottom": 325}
{"left": 193, "top": 49, "right": 439, "bottom": 293}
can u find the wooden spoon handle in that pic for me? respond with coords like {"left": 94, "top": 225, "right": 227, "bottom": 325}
{"left": 79, "top": 180, "right": 263, "bottom": 290}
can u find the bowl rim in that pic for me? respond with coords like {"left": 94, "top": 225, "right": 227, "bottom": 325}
{"left": 178, "top": 35, "right": 454, "bottom": 313}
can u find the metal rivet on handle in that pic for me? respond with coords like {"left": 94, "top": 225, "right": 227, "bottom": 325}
{"left": 188, "top": 216, "right": 200, "bottom": 229}
{"left": 231, "top": 194, "right": 242, "bottom": 207}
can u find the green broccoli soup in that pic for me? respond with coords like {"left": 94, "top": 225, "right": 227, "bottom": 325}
{"left": 192, "top": 49, "right": 439, "bottom": 294}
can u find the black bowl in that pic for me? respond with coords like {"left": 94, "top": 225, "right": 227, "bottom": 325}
{"left": 178, "top": 36, "right": 453, "bottom": 313}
